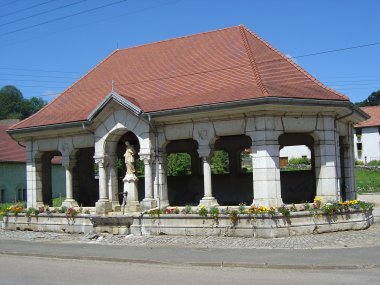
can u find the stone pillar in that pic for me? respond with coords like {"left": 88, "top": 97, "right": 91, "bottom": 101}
{"left": 156, "top": 152, "right": 169, "bottom": 208}
{"left": 108, "top": 155, "right": 120, "bottom": 211}
{"left": 61, "top": 157, "right": 79, "bottom": 208}
{"left": 250, "top": 140, "right": 283, "bottom": 207}
{"left": 141, "top": 154, "right": 157, "bottom": 210}
{"left": 344, "top": 125, "right": 357, "bottom": 200}
{"left": 314, "top": 129, "right": 339, "bottom": 202}
{"left": 246, "top": 116, "right": 283, "bottom": 207}
{"left": 198, "top": 147, "right": 218, "bottom": 207}
{"left": 95, "top": 156, "right": 112, "bottom": 214}
{"left": 25, "top": 142, "right": 43, "bottom": 208}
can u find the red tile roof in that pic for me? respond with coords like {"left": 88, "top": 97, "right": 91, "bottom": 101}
{"left": 0, "top": 120, "right": 26, "bottom": 162}
{"left": 0, "top": 120, "right": 63, "bottom": 163}
{"left": 10, "top": 25, "right": 348, "bottom": 131}
{"left": 355, "top": 106, "right": 380, "bottom": 128}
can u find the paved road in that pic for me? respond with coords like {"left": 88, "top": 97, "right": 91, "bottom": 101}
{"left": 0, "top": 254, "right": 379, "bottom": 285}
{"left": 1, "top": 238, "right": 380, "bottom": 270}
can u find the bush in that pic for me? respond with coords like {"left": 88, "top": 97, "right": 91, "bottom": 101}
{"left": 289, "top": 157, "right": 311, "bottom": 165}
{"left": 367, "top": 160, "right": 380, "bottom": 166}
{"left": 355, "top": 160, "right": 364, "bottom": 166}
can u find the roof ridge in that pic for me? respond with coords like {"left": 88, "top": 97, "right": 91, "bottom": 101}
{"left": 9, "top": 50, "right": 120, "bottom": 130}
{"left": 238, "top": 26, "right": 268, "bottom": 95}
{"left": 117, "top": 26, "right": 241, "bottom": 53}
{"left": 242, "top": 26, "right": 348, "bottom": 101}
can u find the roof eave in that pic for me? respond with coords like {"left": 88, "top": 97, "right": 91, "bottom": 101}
{"left": 146, "top": 97, "right": 359, "bottom": 118}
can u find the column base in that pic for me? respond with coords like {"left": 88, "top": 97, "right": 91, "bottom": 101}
{"left": 95, "top": 200, "right": 112, "bottom": 214}
{"left": 125, "top": 201, "right": 141, "bottom": 213}
{"left": 317, "top": 195, "right": 339, "bottom": 203}
{"left": 159, "top": 199, "right": 170, "bottom": 209}
{"left": 252, "top": 198, "right": 283, "bottom": 208}
{"left": 35, "top": 202, "right": 45, "bottom": 209}
{"left": 141, "top": 198, "right": 157, "bottom": 210}
{"left": 111, "top": 201, "right": 121, "bottom": 212}
{"left": 199, "top": 197, "right": 219, "bottom": 207}
{"left": 61, "top": 199, "right": 79, "bottom": 208}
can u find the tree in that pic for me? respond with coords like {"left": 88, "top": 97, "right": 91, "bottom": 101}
{"left": 167, "top": 153, "right": 191, "bottom": 176}
{"left": 355, "top": 90, "right": 380, "bottom": 107}
{"left": 211, "top": 150, "right": 229, "bottom": 174}
{"left": 0, "top": 85, "right": 46, "bottom": 120}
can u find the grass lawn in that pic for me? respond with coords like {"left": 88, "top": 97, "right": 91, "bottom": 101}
{"left": 356, "top": 168, "right": 380, "bottom": 194}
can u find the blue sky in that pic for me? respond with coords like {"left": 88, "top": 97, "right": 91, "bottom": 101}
{"left": 0, "top": 0, "right": 379, "bottom": 103}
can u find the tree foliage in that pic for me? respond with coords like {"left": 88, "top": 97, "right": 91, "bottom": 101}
{"left": 0, "top": 85, "right": 46, "bottom": 120}
{"left": 211, "top": 150, "right": 229, "bottom": 174}
{"left": 355, "top": 90, "right": 380, "bottom": 107}
{"left": 167, "top": 153, "right": 191, "bottom": 176}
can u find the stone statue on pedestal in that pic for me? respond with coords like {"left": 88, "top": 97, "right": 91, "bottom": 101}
{"left": 124, "top": 142, "right": 136, "bottom": 175}
{"left": 122, "top": 141, "right": 140, "bottom": 213}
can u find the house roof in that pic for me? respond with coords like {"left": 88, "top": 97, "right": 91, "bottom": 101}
{"left": 10, "top": 25, "right": 349, "bottom": 131}
{"left": 0, "top": 120, "right": 62, "bottom": 163}
{"left": 355, "top": 106, "right": 380, "bottom": 128}
{"left": 0, "top": 120, "right": 26, "bottom": 162}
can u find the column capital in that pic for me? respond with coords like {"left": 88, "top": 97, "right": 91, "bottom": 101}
{"left": 139, "top": 153, "right": 152, "bottom": 164}
{"left": 94, "top": 155, "right": 109, "bottom": 167}
{"left": 61, "top": 156, "right": 76, "bottom": 169}
{"left": 197, "top": 146, "right": 211, "bottom": 158}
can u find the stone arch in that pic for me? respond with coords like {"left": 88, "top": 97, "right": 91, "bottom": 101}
{"left": 279, "top": 133, "right": 316, "bottom": 203}
{"left": 94, "top": 109, "right": 151, "bottom": 158}
{"left": 212, "top": 135, "right": 253, "bottom": 205}
{"left": 166, "top": 139, "right": 200, "bottom": 206}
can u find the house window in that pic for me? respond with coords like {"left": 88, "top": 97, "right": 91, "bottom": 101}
{"left": 357, "top": 143, "right": 363, "bottom": 159}
{"left": 211, "top": 150, "right": 230, "bottom": 174}
{"left": 355, "top": 128, "right": 362, "bottom": 141}
{"left": 0, "top": 189, "right": 5, "bottom": 203}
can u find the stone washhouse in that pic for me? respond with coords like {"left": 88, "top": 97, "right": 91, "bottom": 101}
{"left": 8, "top": 26, "right": 368, "bottom": 215}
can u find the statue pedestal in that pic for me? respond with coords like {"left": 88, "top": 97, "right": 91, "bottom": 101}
{"left": 123, "top": 174, "right": 141, "bottom": 212}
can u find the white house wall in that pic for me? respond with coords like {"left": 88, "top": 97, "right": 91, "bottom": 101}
{"left": 354, "top": 126, "right": 380, "bottom": 162}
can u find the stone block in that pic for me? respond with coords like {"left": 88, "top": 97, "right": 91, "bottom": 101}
{"left": 252, "top": 168, "right": 278, "bottom": 181}
{"left": 282, "top": 117, "right": 316, "bottom": 132}
{"left": 114, "top": 109, "right": 128, "bottom": 125}
{"left": 94, "top": 124, "right": 109, "bottom": 141}
{"left": 193, "top": 122, "right": 215, "bottom": 145}
{"left": 73, "top": 134, "right": 93, "bottom": 148}
{"left": 37, "top": 138, "right": 59, "bottom": 151}
{"left": 133, "top": 119, "right": 149, "bottom": 137}
{"left": 213, "top": 119, "right": 245, "bottom": 136}
{"left": 165, "top": 123, "right": 193, "bottom": 140}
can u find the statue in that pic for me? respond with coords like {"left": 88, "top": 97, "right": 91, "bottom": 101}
{"left": 124, "top": 141, "right": 136, "bottom": 174}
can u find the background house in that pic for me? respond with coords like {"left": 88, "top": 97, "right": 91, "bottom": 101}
{"left": 0, "top": 120, "right": 65, "bottom": 203}
{"left": 354, "top": 106, "right": 380, "bottom": 163}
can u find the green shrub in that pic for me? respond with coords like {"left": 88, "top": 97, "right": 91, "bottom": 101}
{"left": 367, "top": 160, "right": 380, "bottom": 166}
{"left": 288, "top": 157, "right": 311, "bottom": 165}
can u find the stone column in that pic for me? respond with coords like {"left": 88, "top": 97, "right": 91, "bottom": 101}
{"left": 345, "top": 124, "right": 357, "bottom": 200}
{"left": 25, "top": 142, "right": 44, "bottom": 208}
{"left": 314, "top": 129, "right": 339, "bottom": 202}
{"left": 155, "top": 152, "right": 169, "bottom": 208}
{"left": 246, "top": 116, "right": 283, "bottom": 207}
{"left": 61, "top": 157, "right": 79, "bottom": 208}
{"left": 95, "top": 156, "right": 112, "bottom": 214}
{"left": 141, "top": 154, "right": 157, "bottom": 210}
{"left": 108, "top": 155, "right": 120, "bottom": 211}
{"left": 250, "top": 140, "right": 283, "bottom": 207}
{"left": 198, "top": 147, "right": 218, "bottom": 207}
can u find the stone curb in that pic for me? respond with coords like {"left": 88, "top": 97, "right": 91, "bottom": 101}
{"left": 1, "top": 251, "right": 379, "bottom": 270}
